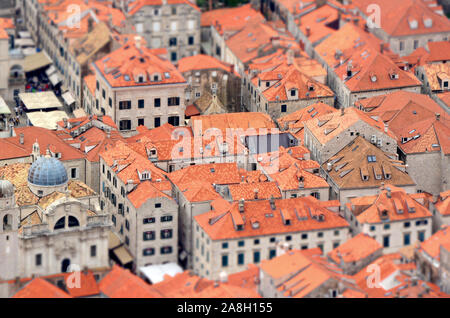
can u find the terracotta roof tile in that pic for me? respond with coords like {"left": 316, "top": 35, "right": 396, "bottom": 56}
{"left": 13, "top": 278, "right": 72, "bottom": 298}
{"left": 328, "top": 233, "right": 382, "bottom": 264}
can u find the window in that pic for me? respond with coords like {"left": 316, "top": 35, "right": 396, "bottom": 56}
{"left": 333, "top": 242, "right": 340, "bottom": 249}
{"left": 71, "top": 168, "right": 77, "bottom": 179}
{"left": 35, "top": 254, "right": 42, "bottom": 266}
{"left": 102, "top": 89, "right": 105, "bottom": 99}
{"left": 154, "top": 117, "right": 161, "bottom": 127}
{"left": 188, "top": 36, "right": 194, "bottom": 45}
{"left": 384, "top": 224, "right": 390, "bottom": 230}
{"left": 317, "top": 244, "right": 324, "bottom": 252}
{"left": 90, "top": 245, "right": 97, "bottom": 257}
{"left": 301, "top": 233, "right": 308, "bottom": 239}
{"left": 161, "top": 229, "right": 173, "bottom": 239}
{"left": 399, "top": 41, "right": 404, "bottom": 51}
{"left": 169, "top": 37, "right": 177, "bottom": 46}
{"left": 238, "top": 240, "right": 245, "bottom": 247}
{"left": 418, "top": 231, "right": 425, "bottom": 242}
{"left": 212, "top": 253, "right": 224, "bottom": 269}
{"left": 404, "top": 233, "right": 411, "bottom": 246}
{"left": 138, "top": 118, "right": 145, "bottom": 126}
{"left": 269, "top": 249, "right": 276, "bottom": 259}
{"left": 383, "top": 235, "right": 390, "bottom": 248}
{"left": 370, "top": 225, "right": 375, "bottom": 231}
{"left": 154, "top": 98, "right": 161, "bottom": 107}
{"left": 253, "top": 251, "right": 261, "bottom": 263}
{"left": 171, "top": 7, "right": 176, "bottom": 15}
{"left": 161, "top": 246, "right": 172, "bottom": 254}
{"left": 290, "top": 89, "right": 296, "bottom": 97}
{"left": 286, "top": 235, "right": 292, "bottom": 241}
{"left": 171, "top": 52, "right": 177, "bottom": 62}
{"left": 96, "top": 81, "right": 99, "bottom": 90}
{"left": 161, "top": 215, "right": 172, "bottom": 222}
{"left": 334, "top": 230, "right": 339, "bottom": 236}
{"left": 270, "top": 237, "right": 276, "bottom": 243}
{"left": 414, "top": 40, "right": 419, "bottom": 49}
{"left": 317, "top": 232, "right": 324, "bottom": 238}
{"left": 254, "top": 239, "right": 260, "bottom": 245}
{"left": 168, "top": 116, "right": 180, "bottom": 126}
{"left": 281, "top": 104, "right": 287, "bottom": 113}
{"left": 143, "top": 217, "right": 155, "bottom": 224}
{"left": 404, "top": 221, "right": 411, "bottom": 228}
{"left": 168, "top": 97, "right": 180, "bottom": 106}
{"left": 119, "top": 100, "right": 131, "bottom": 110}
{"left": 143, "top": 248, "right": 155, "bottom": 256}
{"left": 138, "top": 99, "right": 144, "bottom": 109}
{"left": 109, "top": 98, "right": 112, "bottom": 107}
{"left": 237, "top": 253, "right": 245, "bottom": 265}
{"left": 143, "top": 231, "right": 155, "bottom": 241}
{"left": 119, "top": 120, "right": 131, "bottom": 131}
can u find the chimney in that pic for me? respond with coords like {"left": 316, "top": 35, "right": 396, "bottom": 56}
{"left": 287, "top": 50, "right": 294, "bottom": 66}
{"left": 63, "top": 117, "right": 68, "bottom": 128}
{"left": 380, "top": 43, "right": 384, "bottom": 54}
{"left": 19, "top": 133, "right": 24, "bottom": 144}
{"left": 239, "top": 198, "right": 245, "bottom": 213}
{"left": 254, "top": 188, "right": 259, "bottom": 200}
{"left": 219, "top": 271, "right": 228, "bottom": 283}
{"left": 135, "top": 36, "right": 141, "bottom": 49}
{"left": 436, "top": 113, "right": 440, "bottom": 121}
{"left": 305, "top": 26, "right": 311, "bottom": 37}
{"left": 386, "top": 186, "right": 392, "bottom": 198}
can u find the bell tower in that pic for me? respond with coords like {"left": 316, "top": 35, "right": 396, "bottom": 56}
{"left": 0, "top": 179, "right": 19, "bottom": 281}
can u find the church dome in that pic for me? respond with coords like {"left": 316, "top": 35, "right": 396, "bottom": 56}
{"left": 0, "top": 179, "right": 14, "bottom": 198}
{"left": 28, "top": 156, "right": 68, "bottom": 187}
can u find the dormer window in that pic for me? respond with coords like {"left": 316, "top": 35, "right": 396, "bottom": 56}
{"left": 408, "top": 18, "right": 418, "bottom": 30}
{"left": 390, "top": 71, "right": 399, "bottom": 80}
{"left": 308, "top": 83, "right": 314, "bottom": 91}
{"left": 424, "top": 17, "right": 433, "bottom": 28}
{"left": 153, "top": 74, "right": 160, "bottom": 82}
{"left": 290, "top": 89, "right": 296, "bottom": 97}
{"left": 138, "top": 75, "right": 144, "bottom": 83}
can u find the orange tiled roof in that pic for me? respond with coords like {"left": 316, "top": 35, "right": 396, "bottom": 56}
{"left": 421, "top": 63, "right": 450, "bottom": 91}
{"left": 127, "top": 180, "right": 174, "bottom": 209}
{"left": 127, "top": 0, "right": 200, "bottom": 16}
{"left": 177, "top": 54, "right": 236, "bottom": 74}
{"left": 260, "top": 248, "right": 363, "bottom": 298}
{"left": 328, "top": 233, "right": 382, "bottom": 264}
{"left": 297, "top": 4, "right": 340, "bottom": 44}
{"left": 190, "top": 112, "right": 276, "bottom": 137}
{"left": 351, "top": 0, "right": 450, "bottom": 37}
{"left": 83, "top": 74, "right": 96, "bottom": 96}
{"left": 13, "top": 278, "right": 72, "bottom": 298}
{"left": 225, "top": 20, "right": 300, "bottom": 65}
{"left": 354, "top": 185, "right": 432, "bottom": 224}
{"left": 99, "top": 265, "right": 161, "bottom": 298}
{"left": 201, "top": 4, "right": 264, "bottom": 31}
{"left": 195, "top": 196, "right": 349, "bottom": 241}
{"left": 93, "top": 42, "right": 186, "bottom": 88}
{"left": 100, "top": 140, "right": 166, "bottom": 185}
{"left": 227, "top": 182, "right": 282, "bottom": 201}
{"left": 419, "top": 225, "right": 450, "bottom": 260}
{"left": 305, "top": 107, "right": 395, "bottom": 145}
{"left": 435, "top": 191, "right": 450, "bottom": 216}
{"left": 322, "top": 137, "right": 415, "bottom": 190}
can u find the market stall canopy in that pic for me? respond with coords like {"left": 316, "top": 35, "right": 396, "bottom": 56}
{"left": 27, "top": 110, "right": 69, "bottom": 130}
{"left": 49, "top": 72, "right": 62, "bottom": 86}
{"left": 45, "top": 65, "right": 57, "bottom": 77}
{"left": 61, "top": 91, "right": 75, "bottom": 106}
{"left": 0, "top": 96, "right": 11, "bottom": 115}
{"left": 111, "top": 245, "right": 133, "bottom": 265}
{"left": 138, "top": 263, "right": 183, "bottom": 284}
{"left": 19, "top": 91, "right": 62, "bottom": 110}
{"left": 18, "top": 31, "right": 31, "bottom": 38}
{"left": 23, "top": 51, "right": 52, "bottom": 73}
{"left": 15, "top": 38, "right": 35, "bottom": 48}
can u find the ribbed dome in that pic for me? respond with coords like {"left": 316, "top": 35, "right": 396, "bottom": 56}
{"left": 0, "top": 179, "right": 14, "bottom": 198}
{"left": 28, "top": 156, "right": 68, "bottom": 187}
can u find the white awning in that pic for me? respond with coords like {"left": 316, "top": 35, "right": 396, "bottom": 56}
{"left": 15, "top": 38, "right": 35, "bottom": 48}
{"left": 19, "top": 91, "right": 63, "bottom": 110}
{"left": 24, "top": 51, "right": 52, "bottom": 72}
{"left": 27, "top": 110, "right": 69, "bottom": 130}
{"left": 138, "top": 263, "right": 183, "bottom": 284}
{"left": 18, "top": 31, "right": 31, "bottom": 39}
{"left": 45, "top": 65, "right": 57, "bottom": 76}
{"left": 0, "top": 96, "right": 11, "bottom": 115}
{"left": 49, "top": 72, "right": 62, "bottom": 86}
{"left": 62, "top": 91, "right": 75, "bottom": 106}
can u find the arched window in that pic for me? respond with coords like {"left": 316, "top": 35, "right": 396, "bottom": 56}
{"left": 54, "top": 217, "right": 65, "bottom": 230}
{"left": 68, "top": 216, "right": 79, "bottom": 228}
{"left": 3, "top": 214, "right": 12, "bottom": 231}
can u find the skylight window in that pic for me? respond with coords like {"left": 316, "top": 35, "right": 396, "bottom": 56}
{"left": 409, "top": 129, "right": 416, "bottom": 134}
{"left": 367, "top": 155, "right": 377, "bottom": 163}
{"left": 124, "top": 75, "right": 130, "bottom": 81}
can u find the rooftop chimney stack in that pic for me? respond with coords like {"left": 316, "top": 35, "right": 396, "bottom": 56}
{"left": 254, "top": 188, "right": 259, "bottom": 200}
{"left": 19, "top": 133, "right": 24, "bottom": 145}
{"left": 436, "top": 113, "right": 440, "bottom": 121}
{"left": 135, "top": 36, "right": 141, "bottom": 49}
{"left": 386, "top": 187, "right": 392, "bottom": 198}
